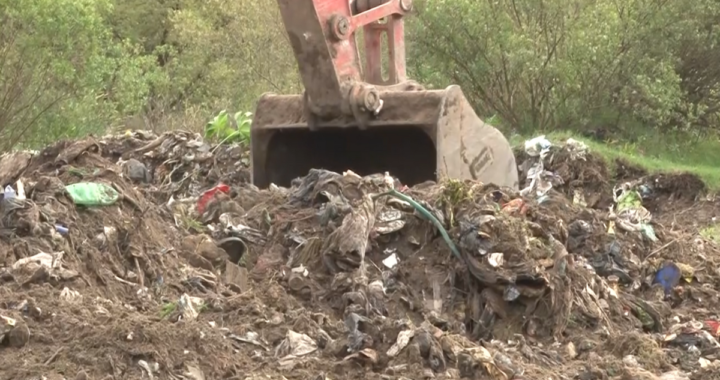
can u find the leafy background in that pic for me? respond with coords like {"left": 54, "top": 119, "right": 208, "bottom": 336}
{"left": 3, "top": 0, "right": 720, "bottom": 177}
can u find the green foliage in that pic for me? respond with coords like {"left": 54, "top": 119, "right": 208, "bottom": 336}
{"left": 3, "top": 0, "right": 720, "bottom": 174}
{"left": 0, "top": 0, "right": 157, "bottom": 150}
{"left": 109, "top": 0, "right": 300, "bottom": 125}
{"left": 204, "top": 110, "right": 252, "bottom": 144}
{"left": 408, "top": 0, "right": 720, "bottom": 137}
{"left": 159, "top": 301, "right": 177, "bottom": 319}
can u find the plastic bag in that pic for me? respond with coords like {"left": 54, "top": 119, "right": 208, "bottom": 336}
{"left": 197, "top": 183, "right": 230, "bottom": 214}
{"left": 65, "top": 182, "right": 119, "bottom": 206}
{"left": 524, "top": 135, "right": 552, "bottom": 158}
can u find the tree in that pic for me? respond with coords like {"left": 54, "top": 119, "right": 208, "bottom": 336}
{"left": 407, "top": 0, "right": 720, "bottom": 138}
{"left": 0, "top": 0, "right": 157, "bottom": 150}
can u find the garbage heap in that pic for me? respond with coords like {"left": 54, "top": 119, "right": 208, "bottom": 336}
{"left": 1, "top": 131, "right": 719, "bottom": 380}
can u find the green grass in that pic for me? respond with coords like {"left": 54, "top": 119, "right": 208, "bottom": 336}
{"left": 700, "top": 225, "right": 720, "bottom": 243}
{"left": 160, "top": 301, "right": 177, "bottom": 319}
{"left": 510, "top": 131, "right": 720, "bottom": 191}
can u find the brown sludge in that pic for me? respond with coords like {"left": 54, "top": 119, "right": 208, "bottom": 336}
{"left": 1, "top": 131, "right": 720, "bottom": 380}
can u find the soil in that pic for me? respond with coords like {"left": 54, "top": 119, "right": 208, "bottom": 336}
{"left": 1, "top": 132, "right": 720, "bottom": 380}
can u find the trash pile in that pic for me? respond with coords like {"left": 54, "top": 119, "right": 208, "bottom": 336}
{"left": 1, "top": 131, "right": 720, "bottom": 380}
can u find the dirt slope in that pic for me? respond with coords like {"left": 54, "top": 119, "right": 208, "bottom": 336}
{"left": 1, "top": 132, "right": 719, "bottom": 380}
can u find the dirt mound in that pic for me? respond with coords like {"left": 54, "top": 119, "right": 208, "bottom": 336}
{"left": 1, "top": 132, "right": 720, "bottom": 380}
{"left": 515, "top": 138, "right": 612, "bottom": 209}
{"left": 614, "top": 158, "right": 649, "bottom": 181}
{"left": 516, "top": 138, "right": 712, "bottom": 215}
{"left": 606, "top": 159, "right": 712, "bottom": 229}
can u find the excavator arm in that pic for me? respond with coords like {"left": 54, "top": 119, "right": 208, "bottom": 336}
{"left": 276, "top": 0, "right": 416, "bottom": 128}
{"left": 249, "top": 0, "right": 519, "bottom": 190}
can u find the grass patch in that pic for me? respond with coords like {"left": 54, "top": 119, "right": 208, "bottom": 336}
{"left": 160, "top": 301, "right": 177, "bottom": 319}
{"left": 700, "top": 225, "right": 720, "bottom": 244}
{"left": 510, "top": 131, "right": 720, "bottom": 191}
{"left": 180, "top": 215, "right": 205, "bottom": 233}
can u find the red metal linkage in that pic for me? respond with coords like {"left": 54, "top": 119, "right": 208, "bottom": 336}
{"left": 275, "top": 0, "right": 411, "bottom": 119}
{"left": 358, "top": 2, "right": 407, "bottom": 85}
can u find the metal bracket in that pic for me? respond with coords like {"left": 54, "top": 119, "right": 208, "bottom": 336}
{"left": 276, "top": 0, "right": 411, "bottom": 127}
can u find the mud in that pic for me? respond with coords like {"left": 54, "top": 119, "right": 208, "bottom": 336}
{"left": 1, "top": 132, "right": 720, "bottom": 380}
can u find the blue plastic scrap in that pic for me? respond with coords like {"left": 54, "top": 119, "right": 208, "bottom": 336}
{"left": 653, "top": 262, "right": 682, "bottom": 295}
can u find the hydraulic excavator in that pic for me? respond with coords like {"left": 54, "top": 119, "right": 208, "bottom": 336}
{"left": 250, "top": 0, "right": 519, "bottom": 190}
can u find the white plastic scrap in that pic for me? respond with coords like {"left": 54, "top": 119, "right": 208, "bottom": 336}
{"left": 565, "top": 138, "right": 588, "bottom": 160}
{"left": 375, "top": 209, "right": 406, "bottom": 234}
{"left": 1, "top": 315, "right": 16, "bottom": 327}
{"left": 15, "top": 180, "right": 26, "bottom": 200}
{"left": 698, "top": 357, "right": 712, "bottom": 369}
{"left": 487, "top": 253, "right": 504, "bottom": 268}
{"left": 623, "top": 355, "right": 639, "bottom": 367}
{"left": 177, "top": 293, "right": 204, "bottom": 321}
{"left": 12, "top": 251, "right": 66, "bottom": 272}
{"left": 343, "top": 170, "right": 362, "bottom": 179}
{"left": 573, "top": 189, "right": 588, "bottom": 206}
{"left": 659, "top": 370, "right": 690, "bottom": 380}
{"left": 60, "top": 287, "right": 82, "bottom": 302}
{"left": 13, "top": 252, "right": 54, "bottom": 271}
{"left": 291, "top": 265, "right": 309, "bottom": 277}
{"left": 218, "top": 213, "right": 266, "bottom": 244}
{"left": 382, "top": 253, "right": 399, "bottom": 269}
{"left": 520, "top": 164, "right": 562, "bottom": 198}
{"left": 520, "top": 135, "right": 563, "bottom": 198}
{"left": 285, "top": 331, "right": 317, "bottom": 356}
{"left": 382, "top": 171, "right": 396, "bottom": 189}
{"left": 184, "top": 365, "right": 206, "bottom": 380}
{"left": 275, "top": 330, "right": 317, "bottom": 366}
{"left": 387, "top": 329, "right": 415, "bottom": 357}
{"left": 137, "top": 360, "right": 159, "bottom": 380}
{"left": 229, "top": 331, "right": 270, "bottom": 351}
{"left": 524, "top": 135, "right": 552, "bottom": 158}
{"left": 368, "top": 280, "right": 386, "bottom": 297}
{"left": 612, "top": 183, "right": 657, "bottom": 241}
{"left": 95, "top": 226, "right": 118, "bottom": 246}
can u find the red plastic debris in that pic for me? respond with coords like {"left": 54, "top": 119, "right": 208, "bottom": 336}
{"left": 197, "top": 183, "right": 230, "bottom": 214}
{"left": 705, "top": 320, "right": 720, "bottom": 336}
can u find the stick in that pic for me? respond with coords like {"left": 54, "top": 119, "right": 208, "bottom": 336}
{"left": 111, "top": 182, "right": 144, "bottom": 212}
{"left": 44, "top": 347, "right": 64, "bottom": 365}
{"left": 134, "top": 257, "right": 145, "bottom": 288}
{"left": 107, "top": 354, "right": 118, "bottom": 380}
{"left": 643, "top": 239, "right": 677, "bottom": 263}
{"left": 131, "top": 133, "right": 168, "bottom": 155}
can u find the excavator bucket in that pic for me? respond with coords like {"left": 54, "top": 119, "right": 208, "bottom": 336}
{"left": 249, "top": 0, "right": 518, "bottom": 189}
{"left": 250, "top": 86, "right": 519, "bottom": 189}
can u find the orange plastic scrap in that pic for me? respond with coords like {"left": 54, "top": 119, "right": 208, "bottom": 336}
{"left": 501, "top": 198, "right": 528, "bottom": 216}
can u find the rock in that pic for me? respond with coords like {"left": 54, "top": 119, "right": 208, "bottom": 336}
{"left": 181, "top": 235, "right": 229, "bottom": 269}
{"left": 252, "top": 244, "right": 286, "bottom": 278}
{"left": 578, "top": 339, "right": 596, "bottom": 352}
{"left": 5, "top": 316, "right": 30, "bottom": 348}
{"left": 621, "top": 367, "right": 660, "bottom": 380}
{"left": 565, "top": 341, "right": 578, "bottom": 359}
{"left": 123, "top": 158, "right": 151, "bottom": 183}
{"left": 0, "top": 152, "right": 32, "bottom": 186}
{"left": 623, "top": 355, "right": 639, "bottom": 367}
{"left": 223, "top": 261, "right": 249, "bottom": 292}
{"left": 587, "top": 351, "right": 602, "bottom": 362}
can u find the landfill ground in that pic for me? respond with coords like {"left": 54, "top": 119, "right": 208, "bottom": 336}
{"left": 2, "top": 132, "right": 720, "bottom": 380}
